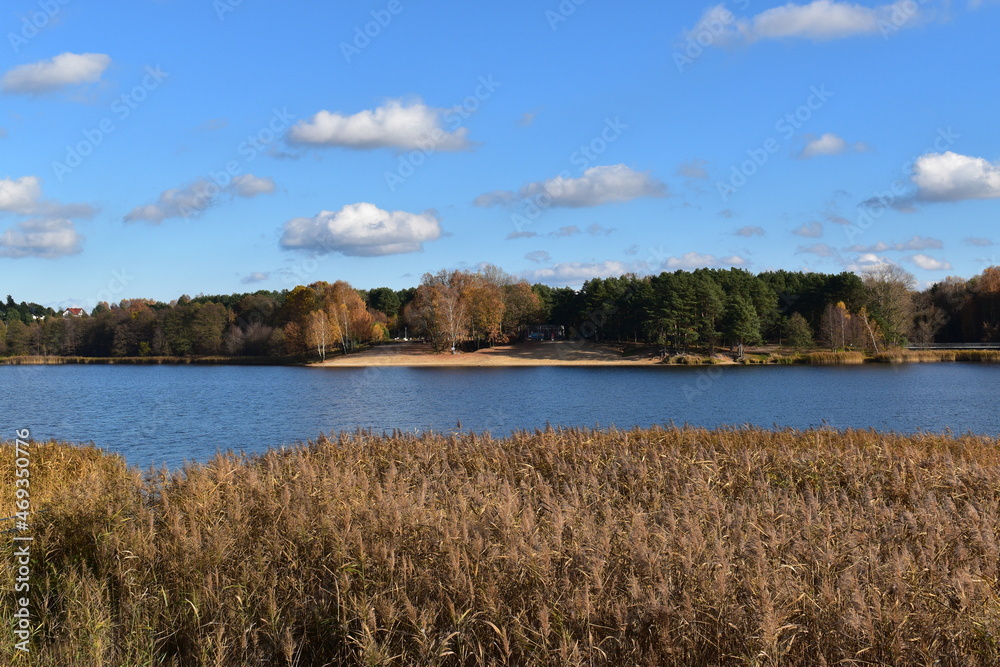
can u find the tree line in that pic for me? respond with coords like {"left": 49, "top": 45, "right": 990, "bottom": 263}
{"left": 2, "top": 264, "right": 999, "bottom": 359}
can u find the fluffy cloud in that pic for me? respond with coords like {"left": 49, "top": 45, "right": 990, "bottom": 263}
{"left": 909, "top": 254, "right": 953, "bottom": 271}
{"left": 676, "top": 159, "right": 710, "bottom": 180}
{"left": 796, "top": 243, "right": 838, "bottom": 258}
{"left": 964, "top": 237, "right": 995, "bottom": 247}
{"left": 287, "top": 100, "right": 470, "bottom": 151}
{"left": 792, "top": 221, "right": 824, "bottom": 238}
{"left": 844, "top": 253, "right": 894, "bottom": 272}
{"left": 660, "top": 252, "right": 747, "bottom": 270}
{"left": 845, "top": 235, "right": 943, "bottom": 252}
{"left": 0, "top": 217, "right": 83, "bottom": 258}
{"left": 735, "top": 225, "right": 766, "bottom": 237}
{"left": 0, "top": 175, "right": 96, "bottom": 218}
{"left": 586, "top": 223, "right": 614, "bottom": 236}
{"left": 473, "top": 190, "right": 518, "bottom": 208}
{"left": 525, "top": 250, "right": 551, "bottom": 264}
{"left": 480, "top": 165, "right": 666, "bottom": 209}
{"left": 279, "top": 202, "right": 442, "bottom": 257}
{"left": 230, "top": 174, "right": 276, "bottom": 197}
{"left": 240, "top": 272, "right": 270, "bottom": 284}
{"left": 912, "top": 151, "right": 1000, "bottom": 202}
{"left": 3, "top": 53, "right": 111, "bottom": 95}
{"left": 522, "top": 260, "right": 638, "bottom": 285}
{"left": 0, "top": 176, "right": 42, "bottom": 213}
{"left": 686, "top": 0, "right": 924, "bottom": 44}
{"left": 799, "top": 133, "right": 869, "bottom": 158}
{"left": 124, "top": 174, "right": 276, "bottom": 223}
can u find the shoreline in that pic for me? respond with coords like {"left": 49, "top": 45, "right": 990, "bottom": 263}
{"left": 1, "top": 343, "right": 998, "bottom": 367}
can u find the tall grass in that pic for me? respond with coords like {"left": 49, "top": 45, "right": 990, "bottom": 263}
{"left": 3, "top": 427, "right": 1000, "bottom": 665}
{"left": 0, "top": 355, "right": 290, "bottom": 365}
{"left": 802, "top": 351, "right": 866, "bottom": 364}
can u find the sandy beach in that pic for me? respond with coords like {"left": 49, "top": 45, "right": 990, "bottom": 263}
{"left": 313, "top": 340, "right": 665, "bottom": 367}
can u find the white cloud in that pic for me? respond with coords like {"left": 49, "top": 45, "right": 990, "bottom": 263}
{"left": 912, "top": 151, "right": 1000, "bottom": 202}
{"left": 514, "top": 164, "right": 667, "bottom": 208}
{"left": 964, "top": 237, "right": 995, "bottom": 247}
{"left": 669, "top": 253, "right": 741, "bottom": 269}
{"left": 525, "top": 250, "right": 551, "bottom": 264}
{"left": 735, "top": 225, "right": 765, "bottom": 237}
{"left": 124, "top": 174, "right": 276, "bottom": 223}
{"left": 523, "top": 260, "right": 638, "bottom": 286}
{"left": 551, "top": 225, "right": 580, "bottom": 238}
{"left": 231, "top": 174, "right": 276, "bottom": 198}
{"left": 799, "top": 133, "right": 869, "bottom": 158}
{"left": 473, "top": 190, "right": 518, "bottom": 208}
{"left": 909, "top": 254, "right": 952, "bottom": 271}
{"left": 844, "top": 252, "right": 894, "bottom": 272}
{"left": 0, "top": 175, "right": 96, "bottom": 221}
{"left": 846, "top": 235, "right": 943, "bottom": 252}
{"left": 792, "top": 221, "right": 824, "bottom": 238}
{"left": 287, "top": 100, "right": 470, "bottom": 151}
{"left": 797, "top": 243, "right": 839, "bottom": 257}
{"left": 0, "top": 217, "right": 83, "bottom": 258}
{"left": 240, "top": 272, "right": 270, "bottom": 284}
{"left": 685, "top": 1, "right": 924, "bottom": 45}
{"left": 3, "top": 53, "right": 111, "bottom": 95}
{"left": 279, "top": 202, "right": 442, "bottom": 257}
{"left": 0, "top": 176, "right": 42, "bottom": 213}
{"left": 660, "top": 251, "right": 748, "bottom": 270}
{"left": 676, "top": 159, "right": 710, "bottom": 180}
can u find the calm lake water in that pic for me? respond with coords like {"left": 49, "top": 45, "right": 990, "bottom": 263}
{"left": 1, "top": 363, "right": 998, "bottom": 469}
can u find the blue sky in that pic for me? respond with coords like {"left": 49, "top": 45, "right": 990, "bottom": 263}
{"left": 1, "top": 0, "right": 999, "bottom": 308}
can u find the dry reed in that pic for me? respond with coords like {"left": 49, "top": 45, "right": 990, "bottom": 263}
{"left": 3, "top": 426, "right": 1000, "bottom": 665}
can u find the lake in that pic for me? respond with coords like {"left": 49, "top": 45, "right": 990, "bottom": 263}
{"left": 1, "top": 363, "right": 998, "bottom": 469}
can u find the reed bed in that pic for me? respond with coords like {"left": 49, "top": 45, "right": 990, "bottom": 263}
{"left": 871, "top": 350, "right": 1000, "bottom": 364}
{"left": 0, "top": 355, "right": 289, "bottom": 365}
{"left": 802, "top": 351, "right": 867, "bottom": 364}
{"left": 3, "top": 427, "right": 1000, "bottom": 665}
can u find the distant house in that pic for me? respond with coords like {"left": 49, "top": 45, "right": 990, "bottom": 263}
{"left": 63, "top": 307, "right": 86, "bottom": 318}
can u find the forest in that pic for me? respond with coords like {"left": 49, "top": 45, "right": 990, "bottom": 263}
{"left": 2, "top": 264, "right": 999, "bottom": 360}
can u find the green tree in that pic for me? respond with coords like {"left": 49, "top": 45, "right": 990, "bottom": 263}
{"left": 5, "top": 318, "right": 30, "bottom": 356}
{"left": 785, "top": 312, "right": 813, "bottom": 349}
{"left": 367, "top": 287, "right": 401, "bottom": 319}
{"left": 723, "top": 295, "right": 762, "bottom": 359}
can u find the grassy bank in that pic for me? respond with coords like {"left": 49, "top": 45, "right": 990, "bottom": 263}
{"left": 4, "top": 427, "right": 1000, "bottom": 665}
{"left": 670, "top": 349, "right": 1000, "bottom": 365}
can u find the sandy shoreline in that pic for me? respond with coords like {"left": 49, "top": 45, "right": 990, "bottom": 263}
{"left": 312, "top": 341, "right": 667, "bottom": 367}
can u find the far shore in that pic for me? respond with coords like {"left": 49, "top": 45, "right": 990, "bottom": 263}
{"left": 2, "top": 341, "right": 998, "bottom": 367}
{"left": 313, "top": 341, "right": 1000, "bottom": 368}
